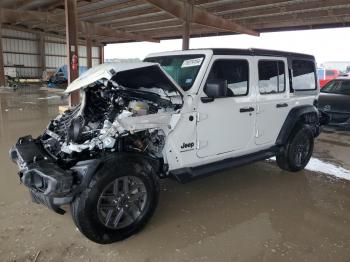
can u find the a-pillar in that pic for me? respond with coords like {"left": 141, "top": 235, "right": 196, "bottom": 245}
{"left": 65, "top": 0, "right": 79, "bottom": 106}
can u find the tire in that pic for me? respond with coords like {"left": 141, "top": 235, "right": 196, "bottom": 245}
{"left": 276, "top": 125, "right": 314, "bottom": 172}
{"left": 71, "top": 156, "right": 160, "bottom": 244}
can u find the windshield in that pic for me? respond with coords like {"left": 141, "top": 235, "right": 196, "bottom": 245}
{"left": 144, "top": 55, "right": 205, "bottom": 91}
{"left": 321, "top": 80, "right": 350, "bottom": 95}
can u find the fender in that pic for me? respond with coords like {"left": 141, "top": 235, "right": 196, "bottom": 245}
{"left": 73, "top": 153, "right": 161, "bottom": 194}
{"left": 276, "top": 105, "right": 319, "bottom": 146}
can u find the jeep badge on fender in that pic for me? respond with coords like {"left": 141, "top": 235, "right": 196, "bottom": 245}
{"left": 181, "top": 142, "right": 195, "bottom": 151}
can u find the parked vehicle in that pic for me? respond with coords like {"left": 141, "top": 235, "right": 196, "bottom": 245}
{"left": 318, "top": 77, "right": 350, "bottom": 128}
{"left": 47, "top": 65, "right": 88, "bottom": 88}
{"left": 317, "top": 68, "right": 340, "bottom": 88}
{"left": 10, "top": 48, "right": 325, "bottom": 244}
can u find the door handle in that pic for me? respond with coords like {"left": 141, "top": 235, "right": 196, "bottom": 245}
{"left": 240, "top": 107, "right": 255, "bottom": 113}
{"left": 201, "top": 97, "right": 215, "bottom": 103}
{"left": 276, "top": 103, "right": 288, "bottom": 108}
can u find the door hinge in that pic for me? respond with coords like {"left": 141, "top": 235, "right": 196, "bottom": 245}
{"left": 197, "top": 140, "right": 208, "bottom": 149}
{"left": 256, "top": 105, "right": 261, "bottom": 114}
{"left": 197, "top": 113, "right": 208, "bottom": 122}
{"left": 255, "top": 129, "right": 260, "bottom": 138}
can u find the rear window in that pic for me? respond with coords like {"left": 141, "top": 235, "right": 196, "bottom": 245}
{"left": 292, "top": 60, "right": 316, "bottom": 91}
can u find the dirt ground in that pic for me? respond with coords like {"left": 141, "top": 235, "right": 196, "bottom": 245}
{"left": 0, "top": 87, "right": 349, "bottom": 262}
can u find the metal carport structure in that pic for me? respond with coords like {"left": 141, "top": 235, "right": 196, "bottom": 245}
{"left": 0, "top": 0, "right": 350, "bottom": 104}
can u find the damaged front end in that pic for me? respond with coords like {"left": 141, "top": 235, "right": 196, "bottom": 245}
{"left": 10, "top": 136, "right": 101, "bottom": 214}
{"left": 10, "top": 62, "right": 183, "bottom": 214}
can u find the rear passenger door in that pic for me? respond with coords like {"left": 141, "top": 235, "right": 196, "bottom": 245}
{"left": 254, "top": 57, "right": 290, "bottom": 145}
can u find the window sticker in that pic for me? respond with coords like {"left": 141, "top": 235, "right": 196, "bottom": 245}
{"left": 181, "top": 57, "right": 204, "bottom": 68}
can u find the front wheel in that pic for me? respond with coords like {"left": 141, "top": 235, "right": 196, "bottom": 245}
{"left": 71, "top": 158, "right": 160, "bottom": 244}
{"left": 276, "top": 125, "right": 314, "bottom": 172}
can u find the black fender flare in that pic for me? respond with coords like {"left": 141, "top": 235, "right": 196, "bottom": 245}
{"left": 71, "top": 153, "right": 160, "bottom": 196}
{"left": 276, "top": 105, "right": 319, "bottom": 146}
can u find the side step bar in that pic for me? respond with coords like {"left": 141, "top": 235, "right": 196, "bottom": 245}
{"left": 170, "top": 147, "right": 278, "bottom": 184}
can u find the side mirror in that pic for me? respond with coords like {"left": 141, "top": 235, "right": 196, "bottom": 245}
{"left": 201, "top": 79, "right": 228, "bottom": 103}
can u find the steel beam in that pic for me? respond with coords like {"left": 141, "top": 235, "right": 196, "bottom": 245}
{"left": 86, "top": 37, "right": 92, "bottom": 68}
{"left": 92, "top": 7, "right": 161, "bottom": 26}
{"left": 145, "top": 0, "right": 259, "bottom": 36}
{"left": 99, "top": 45, "right": 104, "bottom": 64}
{"left": 182, "top": 1, "right": 193, "bottom": 50}
{"left": 38, "top": 33, "right": 46, "bottom": 76}
{"left": 7, "top": 0, "right": 35, "bottom": 9}
{"left": 223, "top": 0, "right": 350, "bottom": 21}
{"left": 79, "top": 0, "right": 145, "bottom": 18}
{"left": 65, "top": 0, "right": 80, "bottom": 106}
{"left": 182, "top": 20, "right": 190, "bottom": 50}
{"left": 0, "top": 20, "right": 5, "bottom": 87}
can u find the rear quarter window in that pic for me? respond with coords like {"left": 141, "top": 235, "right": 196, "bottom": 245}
{"left": 292, "top": 60, "right": 317, "bottom": 91}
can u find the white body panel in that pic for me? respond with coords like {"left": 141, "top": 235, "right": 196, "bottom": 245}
{"left": 72, "top": 49, "right": 319, "bottom": 173}
{"left": 149, "top": 51, "right": 319, "bottom": 171}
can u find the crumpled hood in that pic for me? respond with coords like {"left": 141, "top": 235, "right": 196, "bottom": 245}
{"left": 65, "top": 62, "right": 184, "bottom": 95}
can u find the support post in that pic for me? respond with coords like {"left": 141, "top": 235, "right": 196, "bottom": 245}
{"left": 182, "top": 1, "right": 193, "bottom": 50}
{"left": 182, "top": 21, "right": 190, "bottom": 50}
{"left": 0, "top": 20, "right": 5, "bottom": 87}
{"left": 86, "top": 37, "right": 92, "bottom": 68}
{"left": 99, "top": 45, "right": 104, "bottom": 64}
{"left": 38, "top": 33, "right": 46, "bottom": 78}
{"left": 65, "top": 0, "right": 79, "bottom": 106}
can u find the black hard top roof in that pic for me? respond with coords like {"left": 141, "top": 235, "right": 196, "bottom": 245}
{"left": 196, "top": 48, "right": 315, "bottom": 60}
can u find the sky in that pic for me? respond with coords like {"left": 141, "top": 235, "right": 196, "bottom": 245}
{"left": 105, "top": 27, "right": 350, "bottom": 66}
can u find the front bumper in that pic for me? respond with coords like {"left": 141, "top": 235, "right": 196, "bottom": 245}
{"left": 10, "top": 136, "right": 101, "bottom": 214}
{"left": 10, "top": 136, "right": 74, "bottom": 214}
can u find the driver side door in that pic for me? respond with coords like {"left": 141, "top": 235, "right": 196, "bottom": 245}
{"left": 196, "top": 56, "right": 256, "bottom": 158}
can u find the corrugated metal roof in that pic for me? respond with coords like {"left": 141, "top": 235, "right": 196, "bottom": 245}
{"left": 1, "top": 0, "right": 350, "bottom": 44}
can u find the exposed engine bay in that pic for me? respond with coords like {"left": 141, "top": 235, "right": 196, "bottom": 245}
{"left": 9, "top": 62, "right": 184, "bottom": 214}
{"left": 40, "top": 80, "right": 182, "bottom": 168}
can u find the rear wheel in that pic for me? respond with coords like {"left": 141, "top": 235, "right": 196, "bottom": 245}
{"left": 276, "top": 125, "right": 314, "bottom": 172}
{"left": 71, "top": 158, "right": 159, "bottom": 244}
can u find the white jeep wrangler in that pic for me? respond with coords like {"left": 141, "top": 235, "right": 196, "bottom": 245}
{"left": 10, "top": 48, "right": 326, "bottom": 244}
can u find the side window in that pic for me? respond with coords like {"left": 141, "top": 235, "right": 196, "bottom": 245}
{"left": 339, "top": 81, "right": 350, "bottom": 95}
{"left": 292, "top": 60, "right": 316, "bottom": 90}
{"left": 206, "top": 59, "right": 249, "bottom": 96}
{"left": 321, "top": 81, "right": 340, "bottom": 93}
{"left": 258, "top": 60, "right": 285, "bottom": 94}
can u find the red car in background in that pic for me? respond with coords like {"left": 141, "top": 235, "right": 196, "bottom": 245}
{"left": 317, "top": 68, "right": 340, "bottom": 88}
